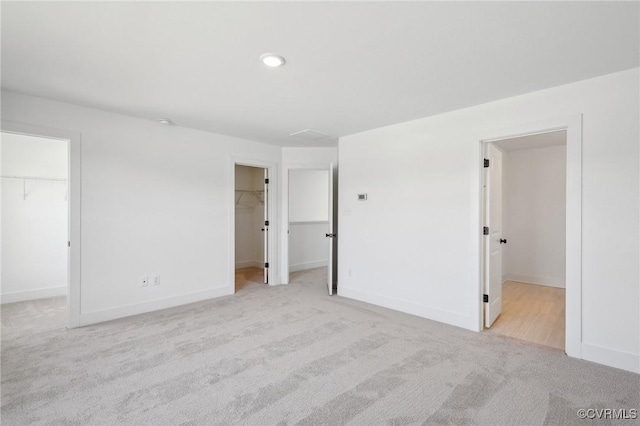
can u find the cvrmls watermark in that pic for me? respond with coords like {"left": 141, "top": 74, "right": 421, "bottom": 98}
{"left": 577, "top": 408, "right": 637, "bottom": 420}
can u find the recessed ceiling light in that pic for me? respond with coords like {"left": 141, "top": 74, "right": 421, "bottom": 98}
{"left": 158, "top": 118, "right": 173, "bottom": 125}
{"left": 260, "top": 53, "right": 285, "bottom": 67}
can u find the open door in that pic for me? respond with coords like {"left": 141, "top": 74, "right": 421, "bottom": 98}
{"left": 484, "top": 144, "right": 503, "bottom": 327}
{"left": 325, "top": 162, "right": 335, "bottom": 295}
{"left": 263, "top": 168, "right": 269, "bottom": 284}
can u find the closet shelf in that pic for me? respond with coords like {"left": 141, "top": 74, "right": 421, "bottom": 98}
{"left": 235, "top": 189, "right": 264, "bottom": 207}
{"left": 1, "top": 175, "right": 68, "bottom": 200}
{"left": 1, "top": 175, "right": 67, "bottom": 182}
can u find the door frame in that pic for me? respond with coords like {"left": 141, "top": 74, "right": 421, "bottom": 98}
{"left": 477, "top": 114, "right": 582, "bottom": 358}
{"left": 281, "top": 162, "right": 333, "bottom": 285}
{"left": 1, "top": 120, "right": 82, "bottom": 329}
{"left": 230, "top": 157, "right": 279, "bottom": 290}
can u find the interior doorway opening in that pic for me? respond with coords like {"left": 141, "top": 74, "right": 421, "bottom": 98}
{"left": 287, "top": 165, "right": 336, "bottom": 295}
{"left": 482, "top": 130, "right": 568, "bottom": 350}
{"left": 1, "top": 131, "right": 70, "bottom": 333}
{"left": 234, "top": 164, "right": 268, "bottom": 293}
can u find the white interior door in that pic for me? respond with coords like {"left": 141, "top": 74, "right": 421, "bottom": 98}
{"left": 484, "top": 144, "right": 503, "bottom": 327}
{"left": 326, "top": 163, "right": 335, "bottom": 295}
{"left": 263, "top": 168, "right": 269, "bottom": 284}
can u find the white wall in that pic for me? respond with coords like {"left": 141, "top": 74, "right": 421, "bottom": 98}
{"left": 289, "top": 223, "right": 329, "bottom": 272}
{"left": 280, "top": 148, "right": 338, "bottom": 280}
{"left": 1, "top": 132, "right": 68, "bottom": 303}
{"left": 289, "top": 169, "right": 329, "bottom": 222}
{"left": 288, "top": 167, "right": 331, "bottom": 272}
{"left": 503, "top": 144, "right": 566, "bottom": 288}
{"left": 235, "top": 165, "right": 264, "bottom": 269}
{"left": 338, "top": 68, "right": 639, "bottom": 373}
{"left": 1, "top": 90, "right": 281, "bottom": 325}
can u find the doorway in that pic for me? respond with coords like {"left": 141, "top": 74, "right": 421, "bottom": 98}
{"left": 234, "top": 164, "right": 269, "bottom": 292}
{"left": 482, "top": 130, "right": 569, "bottom": 350}
{"left": 1, "top": 131, "right": 70, "bottom": 333}
{"left": 287, "top": 164, "right": 336, "bottom": 295}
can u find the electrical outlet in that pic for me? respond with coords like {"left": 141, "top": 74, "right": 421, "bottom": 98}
{"left": 140, "top": 275, "right": 149, "bottom": 287}
{"left": 152, "top": 275, "right": 161, "bottom": 286}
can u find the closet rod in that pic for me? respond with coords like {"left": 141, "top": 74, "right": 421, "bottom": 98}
{"left": 1, "top": 175, "right": 68, "bottom": 200}
{"left": 235, "top": 189, "right": 264, "bottom": 206}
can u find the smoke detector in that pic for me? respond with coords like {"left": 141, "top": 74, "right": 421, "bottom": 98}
{"left": 289, "top": 129, "right": 330, "bottom": 141}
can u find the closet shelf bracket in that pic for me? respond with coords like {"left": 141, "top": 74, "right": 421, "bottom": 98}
{"left": 1, "top": 175, "right": 68, "bottom": 200}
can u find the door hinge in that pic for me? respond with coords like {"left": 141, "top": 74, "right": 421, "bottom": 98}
{"left": 264, "top": 178, "right": 269, "bottom": 184}
{"left": 68, "top": 241, "right": 71, "bottom": 247}
{"left": 264, "top": 220, "right": 269, "bottom": 226}
{"left": 483, "top": 294, "right": 489, "bottom": 303}
{"left": 264, "top": 262, "right": 269, "bottom": 268}
{"left": 483, "top": 226, "right": 489, "bottom": 235}
{"left": 484, "top": 158, "right": 490, "bottom": 168}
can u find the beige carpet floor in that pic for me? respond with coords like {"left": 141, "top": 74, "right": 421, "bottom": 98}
{"left": 2, "top": 268, "right": 638, "bottom": 425}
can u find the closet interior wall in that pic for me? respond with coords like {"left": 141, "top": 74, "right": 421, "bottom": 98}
{"left": 288, "top": 169, "right": 330, "bottom": 272}
{"left": 1, "top": 132, "right": 68, "bottom": 303}
{"left": 234, "top": 165, "right": 264, "bottom": 269}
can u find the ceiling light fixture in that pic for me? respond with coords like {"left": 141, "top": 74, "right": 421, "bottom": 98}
{"left": 158, "top": 118, "right": 173, "bottom": 125}
{"left": 260, "top": 53, "right": 285, "bottom": 67}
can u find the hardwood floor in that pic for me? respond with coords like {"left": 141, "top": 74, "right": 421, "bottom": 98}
{"left": 487, "top": 281, "right": 565, "bottom": 350}
{"left": 235, "top": 267, "right": 265, "bottom": 292}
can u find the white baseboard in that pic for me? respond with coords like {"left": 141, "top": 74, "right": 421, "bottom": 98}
{"left": 1, "top": 285, "right": 67, "bottom": 304}
{"left": 337, "top": 288, "right": 638, "bottom": 373}
{"left": 581, "top": 342, "right": 640, "bottom": 374}
{"left": 235, "top": 260, "right": 262, "bottom": 269}
{"left": 290, "top": 260, "right": 328, "bottom": 272}
{"left": 503, "top": 274, "right": 565, "bottom": 288}
{"left": 79, "top": 286, "right": 234, "bottom": 327}
{"left": 338, "top": 286, "right": 474, "bottom": 331}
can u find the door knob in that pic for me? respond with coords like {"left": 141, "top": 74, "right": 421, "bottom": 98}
{"left": 326, "top": 233, "right": 336, "bottom": 238}
{"left": 500, "top": 238, "right": 507, "bottom": 244}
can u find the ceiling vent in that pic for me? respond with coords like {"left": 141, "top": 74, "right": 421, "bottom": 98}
{"left": 289, "top": 129, "right": 330, "bottom": 141}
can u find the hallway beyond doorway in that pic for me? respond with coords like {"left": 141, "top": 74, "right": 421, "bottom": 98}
{"left": 487, "top": 281, "right": 565, "bottom": 350}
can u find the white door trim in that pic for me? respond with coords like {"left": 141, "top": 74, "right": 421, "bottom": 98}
{"left": 230, "top": 157, "right": 279, "bottom": 289}
{"left": 477, "top": 114, "right": 582, "bottom": 358}
{"left": 281, "top": 162, "right": 333, "bottom": 284}
{"left": 2, "top": 120, "right": 82, "bottom": 329}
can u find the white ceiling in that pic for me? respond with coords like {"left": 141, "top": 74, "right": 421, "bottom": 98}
{"left": 2, "top": 2, "right": 638, "bottom": 147}
{"left": 493, "top": 130, "right": 566, "bottom": 152}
